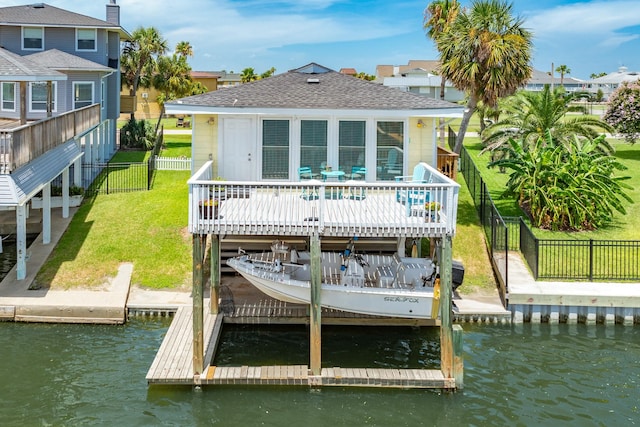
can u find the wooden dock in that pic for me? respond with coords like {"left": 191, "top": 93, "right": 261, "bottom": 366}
{"left": 146, "top": 303, "right": 454, "bottom": 389}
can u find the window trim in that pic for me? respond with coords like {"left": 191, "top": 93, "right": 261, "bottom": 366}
{"left": 1, "top": 82, "right": 16, "bottom": 112}
{"left": 76, "top": 28, "right": 97, "bottom": 52}
{"left": 73, "top": 81, "right": 95, "bottom": 110}
{"left": 29, "top": 81, "right": 57, "bottom": 113}
{"left": 22, "top": 26, "right": 44, "bottom": 51}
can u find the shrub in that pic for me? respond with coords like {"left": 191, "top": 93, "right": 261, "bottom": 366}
{"left": 120, "top": 118, "right": 155, "bottom": 150}
{"left": 603, "top": 80, "right": 640, "bottom": 143}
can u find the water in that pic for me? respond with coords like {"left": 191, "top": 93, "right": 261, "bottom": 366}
{"left": 0, "top": 319, "right": 638, "bottom": 426}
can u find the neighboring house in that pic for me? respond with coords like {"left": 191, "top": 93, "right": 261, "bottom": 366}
{"left": 524, "top": 69, "right": 584, "bottom": 93}
{"left": 120, "top": 71, "right": 219, "bottom": 120}
{"left": 0, "top": 2, "right": 128, "bottom": 140}
{"left": 165, "top": 63, "right": 464, "bottom": 182}
{"left": 381, "top": 67, "right": 465, "bottom": 103}
{"left": 0, "top": 2, "right": 129, "bottom": 280}
{"left": 212, "top": 70, "right": 242, "bottom": 88}
{"left": 586, "top": 66, "right": 640, "bottom": 100}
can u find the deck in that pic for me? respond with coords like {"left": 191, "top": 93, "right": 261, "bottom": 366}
{"left": 188, "top": 161, "right": 460, "bottom": 239}
{"left": 146, "top": 304, "right": 454, "bottom": 389}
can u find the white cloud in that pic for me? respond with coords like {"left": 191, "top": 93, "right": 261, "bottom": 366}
{"left": 526, "top": 1, "right": 640, "bottom": 39}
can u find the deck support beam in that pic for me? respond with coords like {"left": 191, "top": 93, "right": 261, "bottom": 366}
{"left": 210, "top": 234, "right": 220, "bottom": 314}
{"left": 15, "top": 204, "right": 27, "bottom": 280}
{"left": 42, "top": 182, "right": 51, "bottom": 245}
{"left": 309, "top": 233, "right": 322, "bottom": 376}
{"left": 192, "top": 233, "right": 207, "bottom": 376}
{"left": 439, "top": 235, "right": 455, "bottom": 382}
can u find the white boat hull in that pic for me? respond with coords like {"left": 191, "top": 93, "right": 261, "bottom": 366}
{"left": 227, "top": 252, "right": 439, "bottom": 319}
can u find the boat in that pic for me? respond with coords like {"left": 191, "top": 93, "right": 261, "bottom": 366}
{"left": 227, "top": 239, "right": 462, "bottom": 319}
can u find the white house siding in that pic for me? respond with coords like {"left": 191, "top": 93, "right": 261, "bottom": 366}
{"left": 193, "top": 115, "right": 219, "bottom": 175}
{"left": 195, "top": 115, "right": 438, "bottom": 182}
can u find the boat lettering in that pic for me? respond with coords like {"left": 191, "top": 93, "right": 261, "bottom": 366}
{"left": 384, "top": 296, "right": 419, "bottom": 304}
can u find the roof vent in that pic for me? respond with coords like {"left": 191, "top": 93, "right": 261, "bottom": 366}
{"left": 31, "top": 3, "right": 45, "bottom": 8}
{"left": 307, "top": 78, "right": 320, "bottom": 84}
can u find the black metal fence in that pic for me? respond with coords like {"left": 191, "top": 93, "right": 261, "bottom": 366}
{"left": 83, "top": 161, "right": 152, "bottom": 195}
{"left": 458, "top": 143, "right": 509, "bottom": 291}
{"left": 458, "top": 132, "right": 640, "bottom": 282}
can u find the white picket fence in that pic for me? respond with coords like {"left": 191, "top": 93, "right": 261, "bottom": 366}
{"left": 154, "top": 155, "right": 191, "bottom": 171}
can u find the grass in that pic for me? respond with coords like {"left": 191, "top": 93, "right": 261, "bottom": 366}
{"left": 464, "top": 137, "right": 640, "bottom": 240}
{"left": 36, "top": 137, "right": 193, "bottom": 290}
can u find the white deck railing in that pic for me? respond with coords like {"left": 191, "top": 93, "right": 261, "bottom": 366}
{"left": 188, "top": 161, "right": 460, "bottom": 239}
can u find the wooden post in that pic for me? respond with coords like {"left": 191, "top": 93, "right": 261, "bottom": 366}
{"left": 452, "top": 324, "right": 464, "bottom": 389}
{"left": 192, "top": 234, "right": 206, "bottom": 376}
{"left": 439, "top": 235, "right": 454, "bottom": 381}
{"left": 15, "top": 204, "right": 27, "bottom": 280}
{"left": 309, "top": 233, "right": 322, "bottom": 376}
{"left": 42, "top": 183, "right": 51, "bottom": 245}
{"left": 19, "top": 82, "right": 27, "bottom": 125}
{"left": 210, "top": 234, "right": 220, "bottom": 314}
{"left": 46, "top": 81, "right": 53, "bottom": 118}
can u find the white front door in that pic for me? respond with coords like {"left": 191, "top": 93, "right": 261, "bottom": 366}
{"left": 220, "top": 117, "right": 256, "bottom": 181}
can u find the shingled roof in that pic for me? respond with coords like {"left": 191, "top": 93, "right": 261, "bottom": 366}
{"left": 0, "top": 47, "right": 65, "bottom": 81}
{"left": 26, "top": 49, "right": 113, "bottom": 72}
{"left": 172, "top": 63, "right": 461, "bottom": 112}
{"left": 0, "top": 3, "right": 117, "bottom": 28}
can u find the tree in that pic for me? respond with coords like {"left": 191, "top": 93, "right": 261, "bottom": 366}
{"left": 241, "top": 67, "right": 259, "bottom": 83}
{"left": 260, "top": 67, "right": 276, "bottom": 79}
{"left": 482, "top": 85, "right": 614, "bottom": 153}
{"left": 120, "top": 27, "right": 168, "bottom": 119}
{"left": 555, "top": 64, "right": 571, "bottom": 85}
{"left": 436, "top": 0, "right": 533, "bottom": 153}
{"left": 424, "top": 0, "right": 461, "bottom": 101}
{"left": 590, "top": 72, "right": 607, "bottom": 79}
{"left": 489, "top": 132, "right": 631, "bottom": 231}
{"left": 424, "top": 0, "right": 461, "bottom": 145}
{"left": 151, "top": 42, "right": 207, "bottom": 132}
{"left": 603, "top": 80, "right": 640, "bottom": 143}
{"left": 355, "top": 72, "right": 375, "bottom": 81}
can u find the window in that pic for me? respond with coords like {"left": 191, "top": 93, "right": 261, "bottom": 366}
{"left": 300, "top": 120, "right": 327, "bottom": 176}
{"left": 76, "top": 28, "right": 96, "bottom": 51}
{"left": 73, "top": 82, "right": 94, "bottom": 109}
{"left": 1, "top": 82, "right": 16, "bottom": 111}
{"left": 29, "top": 82, "right": 56, "bottom": 112}
{"left": 23, "top": 27, "right": 43, "bottom": 50}
{"left": 376, "top": 121, "right": 404, "bottom": 181}
{"left": 262, "top": 120, "right": 290, "bottom": 179}
{"left": 338, "top": 121, "right": 366, "bottom": 174}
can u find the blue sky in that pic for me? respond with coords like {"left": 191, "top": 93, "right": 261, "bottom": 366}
{"left": 3, "top": 0, "right": 640, "bottom": 79}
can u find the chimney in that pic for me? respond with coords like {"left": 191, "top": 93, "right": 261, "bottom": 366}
{"left": 106, "top": 0, "right": 120, "bottom": 26}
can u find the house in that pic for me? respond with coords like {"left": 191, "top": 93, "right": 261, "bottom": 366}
{"left": 0, "top": 2, "right": 129, "bottom": 280}
{"left": 586, "top": 66, "right": 640, "bottom": 100}
{"left": 523, "top": 69, "right": 585, "bottom": 93}
{"left": 165, "top": 63, "right": 464, "bottom": 182}
{"left": 380, "top": 67, "right": 465, "bottom": 103}
{"left": 120, "top": 71, "right": 219, "bottom": 120}
{"left": 0, "top": 2, "right": 128, "bottom": 139}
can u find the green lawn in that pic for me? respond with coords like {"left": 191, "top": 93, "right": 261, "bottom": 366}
{"left": 464, "top": 137, "right": 640, "bottom": 240}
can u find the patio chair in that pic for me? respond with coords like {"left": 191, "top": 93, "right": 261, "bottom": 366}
{"left": 299, "top": 167, "right": 320, "bottom": 200}
{"left": 395, "top": 163, "right": 431, "bottom": 216}
{"left": 347, "top": 166, "right": 367, "bottom": 180}
{"left": 176, "top": 117, "right": 185, "bottom": 127}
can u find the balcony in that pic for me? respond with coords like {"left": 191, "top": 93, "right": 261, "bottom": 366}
{"left": 0, "top": 104, "right": 101, "bottom": 173}
{"left": 188, "top": 161, "right": 460, "bottom": 239}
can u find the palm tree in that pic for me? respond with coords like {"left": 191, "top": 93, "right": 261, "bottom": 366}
{"left": 489, "top": 131, "right": 630, "bottom": 230}
{"left": 175, "top": 41, "right": 193, "bottom": 58}
{"left": 424, "top": 0, "right": 461, "bottom": 101}
{"left": 121, "top": 27, "right": 168, "bottom": 119}
{"left": 555, "top": 64, "right": 571, "bottom": 85}
{"left": 260, "top": 67, "right": 276, "bottom": 79}
{"left": 436, "top": 0, "right": 533, "bottom": 153}
{"left": 241, "top": 68, "right": 259, "bottom": 83}
{"left": 424, "top": 0, "right": 461, "bottom": 146}
{"left": 482, "top": 85, "right": 614, "bottom": 154}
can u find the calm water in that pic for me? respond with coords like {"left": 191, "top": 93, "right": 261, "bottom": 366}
{"left": 0, "top": 319, "right": 638, "bottom": 426}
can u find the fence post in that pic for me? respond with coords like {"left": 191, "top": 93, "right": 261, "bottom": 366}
{"left": 106, "top": 162, "right": 110, "bottom": 194}
{"left": 589, "top": 239, "right": 594, "bottom": 281}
